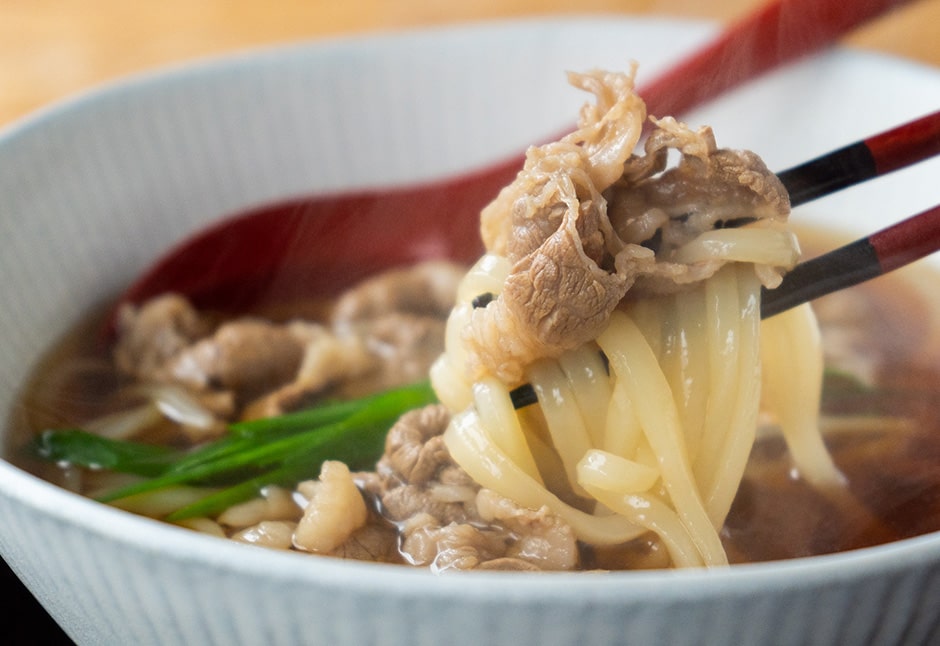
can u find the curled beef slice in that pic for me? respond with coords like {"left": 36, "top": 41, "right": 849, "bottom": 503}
{"left": 610, "top": 117, "right": 789, "bottom": 254}
{"left": 466, "top": 70, "right": 648, "bottom": 383}
{"left": 399, "top": 514, "right": 509, "bottom": 570}
{"left": 240, "top": 327, "right": 374, "bottom": 419}
{"left": 481, "top": 69, "right": 645, "bottom": 256}
{"left": 567, "top": 67, "right": 648, "bottom": 189}
{"left": 374, "top": 406, "right": 478, "bottom": 526}
{"left": 165, "top": 319, "right": 307, "bottom": 402}
{"left": 293, "top": 461, "right": 369, "bottom": 554}
{"left": 465, "top": 195, "right": 645, "bottom": 384}
{"left": 331, "top": 260, "right": 464, "bottom": 327}
{"left": 367, "top": 404, "right": 578, "bottom": 571}
{"left": 608, "top": 118, "right": 790, "bottom": 296}
{"left": 355, "top": 313, "right": 447, "bottom": 393}
{"left": 245, "top": 311, "right": 446, "bottom": 419}
{"left": 380, "top": 404, "right": 455, "bottom": 486}
{"left": 474, "top": 488, "right": 579, "bottom": 571}
{"left": 113, "top": 293, "right": 212, "bottom": 380}
{"left": 465, "top": 79, "right": 790, "bottom": 382}
{"left": 398, "top": 493, "right": 578, "bottom": 571}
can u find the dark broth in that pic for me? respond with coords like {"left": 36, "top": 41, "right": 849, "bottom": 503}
{"left": 6, "top": 229, "right": 940, "bottom": 568}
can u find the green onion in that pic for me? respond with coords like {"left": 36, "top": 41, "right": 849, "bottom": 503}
{"left": 228, "top": 396, "right": 364, "bottom": 438}
{"left": 34, "top": 429, "right": 178, "bottom": 476}
{"left": 165, "top": 465, "right": 302, "bottom": 521}
{"left": 32, "top": 380, "right": 437, "bottom": 519}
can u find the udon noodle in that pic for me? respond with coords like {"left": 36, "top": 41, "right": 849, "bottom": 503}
{"left": 434, "top": 242, "right": 837, "bottom": 568}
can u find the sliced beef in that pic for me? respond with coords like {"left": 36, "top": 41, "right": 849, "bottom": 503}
{"left": 293, "top": 461, "right": 370, "bottom": 554}
{"left": 164, "top": 319, "right": 310, "bottom": 403}
{"left": 353, "top": 312, "right": 447, "bottom": 394}
{"left": 359, "top": 404, "right": 579, "bottom": 571}
{"left": 331, "top": 260, "right": 465, "bottom": 328}
{"left": 465, "top": 71, "right": 790, "bottom": 384}
{"left": 113, "top": 293, "right": 212, "bottom": 380}
{"left": 240, "top": 327, "right": 374, "bottom": 419}
{"left": 110, "top": 260, "right": 463, "bottom": 424}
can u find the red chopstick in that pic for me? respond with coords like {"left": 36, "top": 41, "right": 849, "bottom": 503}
{"left": 778, "top": 110, "right": 940, "bottom": 206}
{"left": 640, "top": 0, "right": 914, "bottom": 118}
{"left": 761, "top": 204, "right": 940, "bottom": 318}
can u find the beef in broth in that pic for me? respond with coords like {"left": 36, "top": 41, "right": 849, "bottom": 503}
{"left": 7, "top": 233, "right": 940, "bottom": 570}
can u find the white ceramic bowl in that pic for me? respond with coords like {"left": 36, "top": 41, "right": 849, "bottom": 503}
{"left": 2, "top": 18, "right": 940, "bottom": 646}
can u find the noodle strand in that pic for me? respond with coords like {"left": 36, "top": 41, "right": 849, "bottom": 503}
{"left": 597, "top": 312, "right": 728, "bottom": 566}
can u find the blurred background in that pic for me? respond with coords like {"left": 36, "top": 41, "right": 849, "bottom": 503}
{"left": 1, "top": 0, "right": 937, "bottom": 643}
{"left": 1, "top": 0, "right": 938, "bottom": 128}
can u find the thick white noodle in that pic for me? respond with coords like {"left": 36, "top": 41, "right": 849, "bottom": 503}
{"left": 673, "top": 228, "right": 800, "bottom": 268}
{"left": 703, "top": 265, "right": 762, "bottom": 526}
{"left": 691, "top": 266, "right": 740, "bottom": 490}
{"left": 557, "top": 346, "right": 612, "bottom": 448}
{"left": 673, "top": 284, "right": 710, "bottom": 460}
{"left": 526, "top": 359, "right": 594, "bottom": 497}
{"left": 602, "top": 379, "right": 644, "bottom": 458}
{"left": 597, "top": 312, "right": 728, "bottom": 566}
{"left": 456, "top": 252, "right": 511, "bottom": 304}
{"left": 577, "top": 449, "right": 659, "bottom": 493}
{"left": 443, "top": 409, "right": 646, "bottom": 545}
{"left": 581, "top": 483, "right": 704, "bottom": 568}
{"left": 434, "top": 254, "right": 512, "bottom": 412}
{"left": 429, "top": 355, "right": 472, "bottom": 412}
{"left": 760, "top": 303, "right": 846, "bottom": 489}
{"left": 472, "top": 377, "right": 544, "bottom": 485}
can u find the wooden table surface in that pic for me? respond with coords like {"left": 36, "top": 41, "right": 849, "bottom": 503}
{"left": 2, "top": 0, "right": 938, "bottom": 128}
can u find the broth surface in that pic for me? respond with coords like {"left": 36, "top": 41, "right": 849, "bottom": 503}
{"left": 7, "top": 229, "right": 940, "bottom": 569}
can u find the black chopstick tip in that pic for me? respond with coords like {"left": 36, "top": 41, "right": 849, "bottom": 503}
{"left": 509, "top": 383, "right": 538, "bottom": 409}
{"left": 777, "top": 141, "right": 877, "bottom": 208}
{"left": 760, "top": 237, "right": 882, "bottom": 319}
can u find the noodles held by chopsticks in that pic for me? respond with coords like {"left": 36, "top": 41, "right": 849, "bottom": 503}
{"left": 435, "top": 67, "right": 843, "bottom": 568}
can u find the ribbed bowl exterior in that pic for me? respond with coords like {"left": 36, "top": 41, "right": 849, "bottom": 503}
{"left": 2, "top": 482, "right": 939, "bottom": 646}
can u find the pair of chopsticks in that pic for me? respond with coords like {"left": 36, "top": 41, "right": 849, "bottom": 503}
{"left": 761, "top": 109, "right": 940, "bottom": 317}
